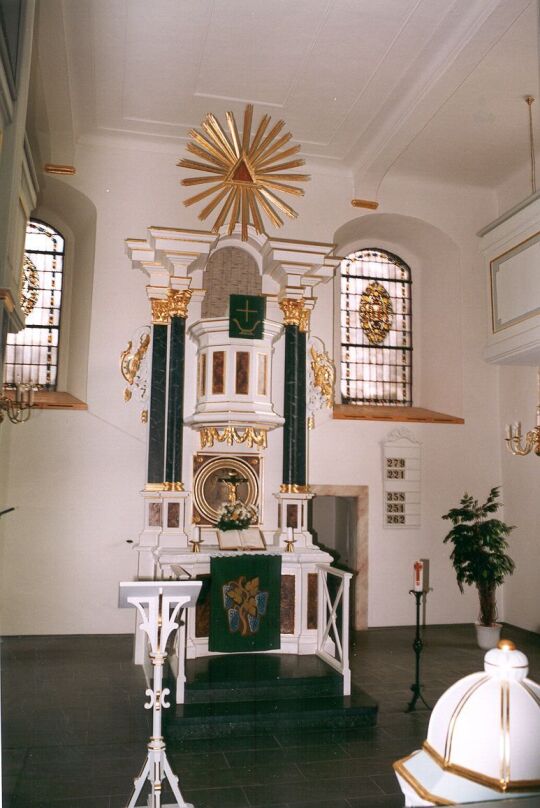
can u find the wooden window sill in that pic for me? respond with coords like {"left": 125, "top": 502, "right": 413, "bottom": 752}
{"left": 333, "top": 404, "right": 463, "bottom": 424}
{"left": 4, "top": 390, "right": 87, "bottom": 410}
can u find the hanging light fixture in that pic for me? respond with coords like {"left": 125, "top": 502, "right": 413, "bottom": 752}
{"left": 0, "top": 384, "right": 35, "bottom": 424}
{"left": 505, "top": 368, "right": 540, "bottom": 456}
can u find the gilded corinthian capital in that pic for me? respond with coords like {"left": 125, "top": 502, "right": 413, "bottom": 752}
{"left": 150, "top": 298, "right": 170, "bottom": 325}
{"left": 279, "top": 298, "right": 310, "bottom": 332}
{"left": 168, "top": 288, "right": 193, "bottom": 318}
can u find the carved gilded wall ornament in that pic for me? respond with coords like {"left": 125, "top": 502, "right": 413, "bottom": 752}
{"left": 359, "top": 281, "right": 393, "bottom": 345}
{"left": 307, "top": 345, "right": 335, "bottom": 430}
{"left": 199, "top": 426, "right": 267, "bottom": 450}
{"left": 168, "top": 288, "right": 193, "bottom": 318}
{"left": 150, "top": 298, "right": 170, "bottom": 325}
{"left": 178, "top": 104, "right": 309, "bottom": 241}
{"left": 120, "top": 327, "right": 151, "bottom": 413}
{"left": 20, "top": 256, "right": 40, "bottom": 316}
{"left": 279, "top": 298, "right": 310, "bottom": 332}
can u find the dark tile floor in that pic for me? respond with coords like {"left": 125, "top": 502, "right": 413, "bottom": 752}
{"left": 2, "top": 624, "right": 540, "bottom": 808}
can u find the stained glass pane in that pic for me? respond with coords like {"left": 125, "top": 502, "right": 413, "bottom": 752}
{"left": 340, "top": 248, "right": 412, "bottom": 405}
{"left": 4, "top": 220, "right": 65, "bottom": 390}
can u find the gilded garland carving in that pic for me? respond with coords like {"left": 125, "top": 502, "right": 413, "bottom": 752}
{"left": 168, "top": 288, "right": 192, "bottom": 318}
{"left": 199, "top": 426, "right": 267, "bottom": 450}
{"left": 309, "top": 346, "right": 335, "bottom": 409}
{"left": 279, "top": 298, "right": 310, "bottom": 332}
{"left": 359, "top": 281, "right": 393, "bottom": 345}
{"left": 20, "top": 256, "right": 40, "bottom": 316}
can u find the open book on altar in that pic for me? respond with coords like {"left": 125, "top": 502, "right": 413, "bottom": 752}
{"left": 217, "top": 528, "right": 266, "bottom": 551}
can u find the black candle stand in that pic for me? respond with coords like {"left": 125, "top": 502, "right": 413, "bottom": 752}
{"left": 406, "top": 589, "right": 432, "bottom": 712}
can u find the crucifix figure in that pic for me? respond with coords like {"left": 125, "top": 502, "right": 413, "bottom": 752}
{"left": 217, "top": 471, "right": 248, "bottom": 503}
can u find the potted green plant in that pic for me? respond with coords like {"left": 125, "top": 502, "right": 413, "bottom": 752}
{"left": 442, "top": 487, "right": 515, "bottom": 650}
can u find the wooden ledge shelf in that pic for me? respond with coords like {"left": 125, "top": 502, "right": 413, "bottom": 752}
{"left": 3, "top": 390, "right": 87, "bottom": 410}
{"left": 333, "top": 405, "right": 463, "bottom": 424}
{"left": 32, "top": 392, "right": 87, "bottom": 410}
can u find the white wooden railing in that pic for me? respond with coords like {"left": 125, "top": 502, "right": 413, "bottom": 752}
{"left": 316, "top": 564, "right": 352, "bottom": 695}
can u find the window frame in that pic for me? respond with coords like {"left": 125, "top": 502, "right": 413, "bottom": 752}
{"left": 338, "top": 246, "right": 413, "bottom": 408}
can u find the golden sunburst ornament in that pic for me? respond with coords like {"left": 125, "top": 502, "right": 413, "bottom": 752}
{"left": 178, "top": 104, "right": 309, "bottom": 241}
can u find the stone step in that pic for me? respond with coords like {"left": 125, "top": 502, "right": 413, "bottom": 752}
{"left": 164, "top": 690, "right": 378, "bottom": 740}
{"left": 182, "top": 653, "right": 343, "bottom": 703}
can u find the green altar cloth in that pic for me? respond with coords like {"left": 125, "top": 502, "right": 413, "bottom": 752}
{"left": 209, "top": 554, "right": 281, "bottom": 652}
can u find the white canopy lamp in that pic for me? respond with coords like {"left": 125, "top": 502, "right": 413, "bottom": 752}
{"left": 394, "top": 640, "right": 540, "bottom": 806}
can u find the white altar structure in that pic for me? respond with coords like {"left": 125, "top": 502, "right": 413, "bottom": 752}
{"left": 124, "top": 225, "right": 351, "bottom": 700}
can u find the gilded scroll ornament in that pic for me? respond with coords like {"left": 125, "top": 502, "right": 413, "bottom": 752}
{"left": 150, "top": 298, "right": 170, "bottom": 325}
{"left": 178, "top": 104, "right": 310, "bottom": 241}
{"left": 168, "top": 288, "right": 192, "bottom": 318}
{"left": 309, "top": 346, "right": 335, "bottom": 409}
{"left": 199, "top": 426, "right": 267, "bottom": 449}
{"left": 20, "top": 256, "right": 40, "bottom": 316}
{"left": 120, "top": 327, "right": 151, "bottom": 414}
{"left": 279, "top": 299, "right": 310, "bottom": 332}
{"left": 120, "top": 332, "right": 151, "bottom": 385}
{"left": 359, "top": 281, "right": 393, "bottom": 345}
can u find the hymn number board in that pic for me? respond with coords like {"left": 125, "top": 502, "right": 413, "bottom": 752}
{"left": 382, "top": 430, "right": 421, "bottom": 528}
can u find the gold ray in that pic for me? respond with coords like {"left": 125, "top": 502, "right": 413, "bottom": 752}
{"left": 204, "top": 114, "right": 237, "bottom": 163}
{"left": 259, "top": 179, "right": 305, "bottom": 196}
{"left": 248, "top": 193, "right": 265, "bottom": 235}
{"left": 249, "top": 119, "right": 285, "bottom": 164}
{"left": 188, "top": 128, "right": 233, "bottom": 165}
{"left": 199, "top": 186, "right": 231, "bottom": 221}
{"left": 259, "top": 186, "right": 298, "bottom": 219}
{"left": 242, "top": 104, "right": 253, "bottom": 153}
{"left": 248, "top": 114, "right": 271, "bottom": 157}
{"left": 226, "top": 111, "right": 242, "bottom": 158}
{"left": 241, "top": 187, "right": 249, "bottom": 241}
{"left": 255, "top": 188, "right": 284, "bottom": 229}
{"left": 258, "top": 144, "right": 301, "bottom": 168}
{"left": 179, "top": 105, "right": 309, "bottom": 239}
{"left": 228, "top": 188, "right": 242, "bottom": 235}
{"left": 256, "top": 132, "right": 292, "bottom": 165}
{"left": 181, "top": 175, "right": 227, "bottom": 186}
{"left": 185, "top": 142, "right": 227, "bottom": 167}
{"left": 184, "top": 181, "right": 227, "bottom": 207}
{"left": 178, "top": 158, "right": 226, "bottom": 174}
{"left": 258, "top": 159, "right": 306, "bottom": 173}
{"left": 257, "top": 172, "right": 310, "bottom": 182}
{"left": 212, "top": 188, "right": 237, "bottom": 232}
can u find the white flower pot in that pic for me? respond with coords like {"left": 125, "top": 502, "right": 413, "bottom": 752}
{"left": 475, "top": 623, "right": 502, "bottom": 650}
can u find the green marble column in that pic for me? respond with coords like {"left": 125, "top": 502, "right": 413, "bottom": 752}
{"left": 164, "top": 289, "right": 191, "bottom": 490}
{"left": 165, "top": 315, "right": 185, "bottom": 487}
{"left": 147, "top": 321, "right": 168, "bottom": 485}
{"left": 280, "top": 300, "right": 309, "bottom": 490}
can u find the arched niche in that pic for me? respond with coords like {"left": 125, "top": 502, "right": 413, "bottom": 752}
{"left": 202, "top": 245, "right": 261, "bottom": 318}
{"left": 33, "top": 175, "right": 97, "bottom": 402}
{"left": 334, "top": 213, "right": 463, "bottom": 416}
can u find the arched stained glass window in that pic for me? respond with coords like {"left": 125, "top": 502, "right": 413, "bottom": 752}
{"left": 4, "top": 219, "right": 65, "bottom": 389}
{"left": 340, "top": 248, "right": 412, "bottom": 405}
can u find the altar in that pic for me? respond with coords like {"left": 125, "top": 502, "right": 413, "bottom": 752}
{"left": 122, "top": 107, "right": 351, "bottom": 706}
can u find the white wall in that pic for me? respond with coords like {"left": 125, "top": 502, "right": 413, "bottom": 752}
{"left": 0, "top": 138, "right": 513, "bottom": 634}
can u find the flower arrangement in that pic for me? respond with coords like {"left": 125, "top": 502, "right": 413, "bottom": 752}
{"left": 215, "top": 500, "right": 258, "bottom": 531}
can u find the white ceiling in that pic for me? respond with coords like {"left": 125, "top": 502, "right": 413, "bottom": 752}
{"left": 30, "top": 0, "right": 539, "bottom": 192}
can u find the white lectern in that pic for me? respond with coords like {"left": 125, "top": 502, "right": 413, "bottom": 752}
{"left": 119, "top": 580, "right": 202, "bottom": 808}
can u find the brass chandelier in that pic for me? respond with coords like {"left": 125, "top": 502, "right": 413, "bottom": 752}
{"left": 505, "top": 368, "right": 540, "bottom": 456}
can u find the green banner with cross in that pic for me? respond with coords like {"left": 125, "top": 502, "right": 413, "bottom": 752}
{"left": 229, "top": 294, "right": 266, "bottom": 340}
